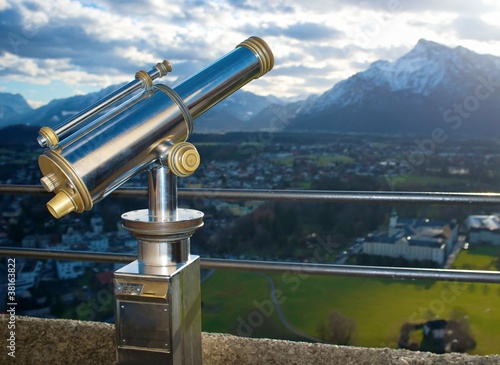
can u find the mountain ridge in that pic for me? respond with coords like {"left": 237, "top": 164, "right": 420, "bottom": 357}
{"left": 288, "top": 38, "right": 500, "bottom": 136}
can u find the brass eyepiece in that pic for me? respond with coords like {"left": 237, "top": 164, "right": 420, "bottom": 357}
{"left": 46, "top": 190, "right": 77, "bottom": 219}
{"left": 39, "top": 152, "right": 92, "bottom": 219}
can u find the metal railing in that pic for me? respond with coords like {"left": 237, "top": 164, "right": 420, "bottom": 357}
{"left": 1, "top": 184, "right": 500, "bottom": 284}
{"left": 3, "top": 184, "right": 500, "bottom": 205}
{"left": 1, "top": 247, "right": 500, "bottom": 283}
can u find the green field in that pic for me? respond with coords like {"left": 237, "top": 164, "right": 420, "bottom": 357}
{"left": 201, "top": 271, "right": 304, "bottom": 340}
{"left": 201, "top": 246, "right": 500, "bottom": 355}
{"left": 394, "top": 174, "right": 476, "bottom": 190}
{"left": 273, "top": 154, "right": 354, "bottom": 168}
{"left": 451, "top": 245, "right": 499, "bottom": 271}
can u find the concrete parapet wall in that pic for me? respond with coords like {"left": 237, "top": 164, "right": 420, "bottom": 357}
{"left": 0, "top": 315, "right": 499, "bottom": 365}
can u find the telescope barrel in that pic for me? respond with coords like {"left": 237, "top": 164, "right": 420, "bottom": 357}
{"left": 38, "top": 36, "right": 274, "bottom": 219}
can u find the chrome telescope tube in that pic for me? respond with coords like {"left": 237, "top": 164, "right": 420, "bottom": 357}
{"left": 37, "top": 36, "right": 274, "bottom": 219}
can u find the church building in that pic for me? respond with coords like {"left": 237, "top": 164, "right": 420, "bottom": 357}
{"left": 362, "top": 209, "right": 458, "bottom": 266}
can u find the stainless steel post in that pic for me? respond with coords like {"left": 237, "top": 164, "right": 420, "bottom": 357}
{"left": 115, "top": 164, "right": 204, "bottom": 364}
{"left": 148, "top": 166, "right": 178, "bottom": 222}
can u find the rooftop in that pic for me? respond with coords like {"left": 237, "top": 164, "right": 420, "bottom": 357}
{"left": 466, "top": 214, "right": 500, "bottom": 231}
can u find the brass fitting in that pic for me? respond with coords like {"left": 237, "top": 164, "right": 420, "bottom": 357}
{"left": 135, "top": 70, "right": 153, "bottom": 90}
{"left": 38, "top": 126, "right": 59, "bottom": 149}
{"left": 46, "top": 190, "right": 77, "bottom": 219}
{"left": 237, "top": 36, "right": 274, "bottom": 78}
{"left": 38, "top": 151, "right": 92, "bottom": 219}
{"left": 167, "top": 142, "right": 200, "bottom": 177}
{"left": 156, "top": 60, "right": 173, "bottom": 76}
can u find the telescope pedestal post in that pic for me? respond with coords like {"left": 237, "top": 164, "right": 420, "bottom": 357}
{"left": 114, "top": 166, "right": 203, "bottom": 364}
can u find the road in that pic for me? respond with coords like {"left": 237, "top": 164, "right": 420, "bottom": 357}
{"left": 258, "top": 273, "right": 322, "bottom": 342}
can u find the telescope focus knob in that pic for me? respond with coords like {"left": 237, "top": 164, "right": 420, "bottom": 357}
{"left": 167, "top": 142, "right": 200, "bottom": 177}
{"left": 40, "top": 173, "right": 58, "bottom": 192}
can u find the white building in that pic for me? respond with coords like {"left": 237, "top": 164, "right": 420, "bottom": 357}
{"left": 55, "top": 260, "right": 85, "bottom": 280}
{"left": 363, "top": 209, "right": 458, "bottom": 266}
{"left": 62, "top": 227, "right": 83, "bottom": 245}
{"left": 90, "top": 216, "right": 104, "bottom": 234}
{"left": 84, "top": 233, "right": 109, "bottom": 252}
{"left": 465, "top": 214, "right": 500, "bottom": 245}
{"left": 21, "top": 234, "right": 51, "bottom": 248}
{"left": 115, "top": 230, "right": 138, "bottom": 249}
{"left": 16, "top": 259, "right": 43, "bottom": 293}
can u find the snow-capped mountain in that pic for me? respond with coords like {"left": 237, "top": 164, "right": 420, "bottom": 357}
{"left": 290, "top": 39, "right": 500, "bottom": 135}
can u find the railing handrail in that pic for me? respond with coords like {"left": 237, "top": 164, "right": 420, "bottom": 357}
{"left": 2, "top": 184, "right": 500, "bottom": 205}
{"left": 1, "top": 247, "right": 499, "bottom": 284}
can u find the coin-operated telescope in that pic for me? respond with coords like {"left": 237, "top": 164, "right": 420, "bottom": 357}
{"left": 36, "top": 37, "right": 273, "bottom": 364}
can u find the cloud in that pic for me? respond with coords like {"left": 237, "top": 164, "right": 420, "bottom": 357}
{"left": 305, "top": 44, "right": 352, "bottom": 60}
{"left": 226, "top": 0, "right": 258, "bottom": 11}
{"left": 1, "top": 0, "right": 500, "bottom": 104}
{"left": 271, "top": 65, "right": 333, "bottom": 77}
{"left": 283, "top": 0, "right": 493, "bottom": 15}
{"left": 453, "top": 17, "right": 500, "bottom": 41}
{"left": 400, "top": 0, "right": 493, "bottom": 15}
{"left": 284, "top": 23, "right": 344, "bottom": 41}
{"left": 244, "top": 22, "right": 343, "bottom": 41}
{"left": 0, "top": 52, "right": 126, "bottom": 87}
{"left": 0, "top": 2, "right": 223, "bottom": 81}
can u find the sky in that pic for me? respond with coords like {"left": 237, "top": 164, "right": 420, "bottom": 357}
{"left": 0, "top": 0, "right": 499, "bottom": 108}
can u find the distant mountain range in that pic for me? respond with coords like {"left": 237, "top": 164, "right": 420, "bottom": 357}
{"left": 1, "top": 39, "right": 500, "bottom": 139}
{"left": 0, "top": 83, "right": 289, "bottom": 134}
{"left": 289, "top": 39, "right": 500, "bottom": 136}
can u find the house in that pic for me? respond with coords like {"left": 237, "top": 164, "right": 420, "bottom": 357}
{"left": 421, "top": 320, "right": 448, "bottom": 354}
{"left": 62, "top": 227, "right": 83, "bottom": 245}
{"left": 15, "top": 259, "right": 43, "bottom": 293}
{"left": 465, "top": 214, "right": 500, "bottom": 245}
{"left": 84, "top": 233, "right": 109, "bottom": 252}
{"left": 21, "top": 234, "right": 51, "bottom": 248}
{"left": 55, "top": 260, "right": 85, "bottom": 280}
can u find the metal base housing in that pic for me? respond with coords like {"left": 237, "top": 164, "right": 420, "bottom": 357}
{"left": 114, "top": 256, "right": 201, "bottom": 365}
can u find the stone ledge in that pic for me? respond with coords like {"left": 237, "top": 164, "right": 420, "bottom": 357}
{"left": 1, "top": 315, "right": 499, "bottom": 365}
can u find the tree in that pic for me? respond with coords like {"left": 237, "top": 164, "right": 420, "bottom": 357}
{"left": 398, "top": 322, "right": 422, "bottom": 350}
{"left": 445, "top": 309, "right": 476, "bottom": 353}
{"left": 7, "top": 222, "right": 24, "bottom": 243}
{"left": 317, "top": 310, "right": 357, "bottom": 345}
